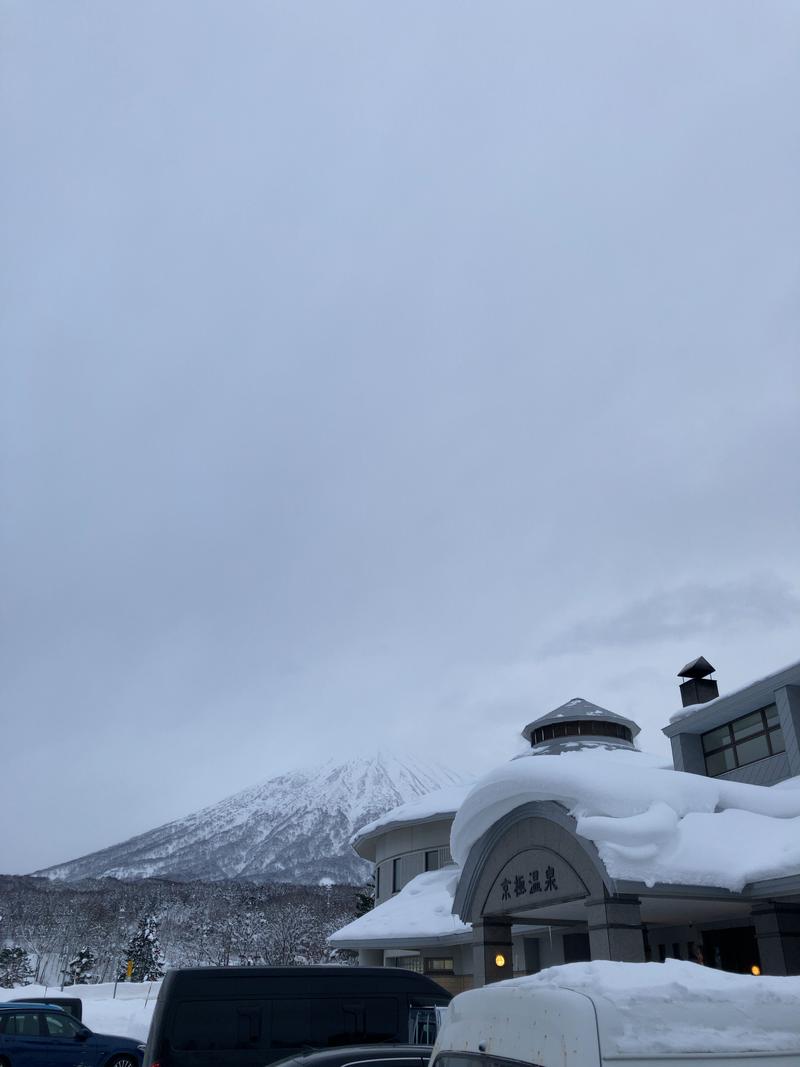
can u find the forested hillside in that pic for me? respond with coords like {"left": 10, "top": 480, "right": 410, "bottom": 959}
{"left": 0, "top": 876, "right": 359, "bottom": 986}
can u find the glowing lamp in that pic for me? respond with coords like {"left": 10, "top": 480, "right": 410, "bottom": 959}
{"left": 494, "top": 953, "right": 506, "bottom": 968}
{"left": 751, "top": 965, "right": 761, "bottom": 976}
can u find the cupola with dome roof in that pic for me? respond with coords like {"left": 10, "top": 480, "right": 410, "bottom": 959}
{"left": 521, "top": 697, "right": 640, "bottom": 753}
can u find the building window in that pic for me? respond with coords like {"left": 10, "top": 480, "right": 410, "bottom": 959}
{"left": 376, "top": 864, "right": 381, "bottom": 898}
{"left": 424, "top": 849, "right": 440, "bottom": 872}
{"left": 424, "top": 957, "right": 454, "bottom": 974}
{"left": 389, "top": 955, "right": 422, "bottom": 972}
{"left": 531, "top": 720, "right": 632, "bottom": 746}
{"left": 702, "top": 704, "right": 785, "bottom": 777}
{"left": 392, "top": 857, "right": 402, "bottom": 893}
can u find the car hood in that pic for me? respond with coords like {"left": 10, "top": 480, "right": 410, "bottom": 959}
{"left": 92, "top": 1032, "right": 144, "bottom": 1048}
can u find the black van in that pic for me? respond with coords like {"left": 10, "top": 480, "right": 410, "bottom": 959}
{"left": 143, "top": 966, "right": 450, "bottom": 1067}
{"left": 11, "top": 995, "right": 83, "bottom": 1021}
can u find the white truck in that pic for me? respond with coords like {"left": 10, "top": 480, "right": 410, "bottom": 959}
{"left": 430, "top": 959, "right": 800, "bottom": 1067}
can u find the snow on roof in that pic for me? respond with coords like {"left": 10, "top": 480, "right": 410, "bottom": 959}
{"left": 351, "top": 783, "right": 474, "bottom": 850}
{"left": 328, "top": 868, "right": 471, "bottom": 946}
{"left": 450, "top": 747, "right": 800, "bottom": 890}
{"left": 498, "top": 959, "right": 800, "bottom": 1055}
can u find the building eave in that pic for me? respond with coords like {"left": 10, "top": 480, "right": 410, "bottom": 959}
{"left": 352, "top": 812, "right": 459, "bottom": 862}
{"left": 663, "top": 658, "right": 800, "bottom": 737}
{"left": 328, "top": 930, "right": 473, "bottom": 951}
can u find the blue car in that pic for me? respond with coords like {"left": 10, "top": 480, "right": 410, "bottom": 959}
{"left": 0, "top": 1002, "right": 144, "bottom": 1067}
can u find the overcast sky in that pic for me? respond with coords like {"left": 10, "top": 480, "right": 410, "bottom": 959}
{"left": 2, "top": 2, "right": 799, "bottom": 875}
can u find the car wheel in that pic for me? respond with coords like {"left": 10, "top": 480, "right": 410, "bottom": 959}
{"left": 106, "top": 1057, "right": 139, "bottom": 1067}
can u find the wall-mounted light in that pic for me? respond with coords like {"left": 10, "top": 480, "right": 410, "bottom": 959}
{"left": 751, "top": 965, "right": 761, "bottom": 976}
{"left": 494, "top": 953, "right": 506, "bottom": 968}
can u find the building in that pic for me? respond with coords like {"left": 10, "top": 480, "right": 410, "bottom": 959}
{"left": 665, "top": 657, "right": 800, "bottom": 786}
{"left": 329, "top": 658, "right": 800, "bottom": 986}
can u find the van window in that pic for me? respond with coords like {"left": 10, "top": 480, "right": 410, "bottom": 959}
{"left": 311, "top": 996, "right": 398, "bottom": 1046}
{"left": 172, "top": 1000, "right": 268, "bottom": 1051}
{"left": 272, "top": 1000, "right": 311, "bottom": 1048}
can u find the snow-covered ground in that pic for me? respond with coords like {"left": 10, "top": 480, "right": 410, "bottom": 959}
{"left": 0, "top": 981, "right": 159, "bottom": 1042}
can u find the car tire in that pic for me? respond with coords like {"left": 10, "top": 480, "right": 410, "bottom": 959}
{"left": 106, "top": 1057, "right": 139, "bottom": 1067}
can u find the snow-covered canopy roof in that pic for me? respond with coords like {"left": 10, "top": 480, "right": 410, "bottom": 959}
{"left": 351, "top": 783, "right": 473, "bottom": 860}
{"left": 450, "top": 747, "right": 800, "bottom": 891}
{"left": 328, "top": 868, "right": 471, "bottom": 948}
{"left": 521, "top": 697, "right": 640, "bottom": 743}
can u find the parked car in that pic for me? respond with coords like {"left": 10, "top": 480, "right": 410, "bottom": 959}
{"left": 0, "top": 1001, "right": 144, "bottom": 1066}
{"left": 431, "top": 960, "right": 800, "bottom": 1067}
{"left": 144, "top": 966, "right": 451, "bottom": 1067}
{"left": 11, "top": 997, "right": 83, "bottom": 1021}
{"left": 271, "top": 1044, "right": 433, "bottom": 1067}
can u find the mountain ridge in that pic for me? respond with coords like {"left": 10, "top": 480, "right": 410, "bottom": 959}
{"left": 35, "top": 753, "right": 468, "bottom": 885}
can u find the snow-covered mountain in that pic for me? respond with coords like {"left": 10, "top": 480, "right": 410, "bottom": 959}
{"left": 36, "top": 754, "right": 467, "bottom": 885}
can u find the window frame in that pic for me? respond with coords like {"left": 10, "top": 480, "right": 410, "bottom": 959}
{"left": 424, "top": 849, "right": 440, "bottom": 873}
{"left": 42, "top": 1011, "right": 83, "bottom": 1038}
{"left": 423, "top": 957, "right": 455, "bottom": 975}
{"left": 701, "top": 704, "right": 785, "bottom": 777}
{"left": 531, "top": 720, "right": 632, "bottom": 746}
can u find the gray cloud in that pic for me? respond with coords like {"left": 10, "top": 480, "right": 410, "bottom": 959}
{"left": 540, "top": 577, "right": 800, "bottom": 657}
{"left": 1, "top": 1, "right": 799, "bottom": 872}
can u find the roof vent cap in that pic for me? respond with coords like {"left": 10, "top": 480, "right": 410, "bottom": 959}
{"left": 678, "top": 656, "right": 715, "bottom": 680}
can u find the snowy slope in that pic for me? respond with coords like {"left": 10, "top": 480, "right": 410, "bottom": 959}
{"left": 36, "top": 754, "right": 467, "bottom": 885}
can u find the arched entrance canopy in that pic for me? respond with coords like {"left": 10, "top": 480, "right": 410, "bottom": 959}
{"left": 452, "top": 801, "right": 647, "bottom": 984}
{"left": 453, "top": 800, "right": 614, "bottom": 924}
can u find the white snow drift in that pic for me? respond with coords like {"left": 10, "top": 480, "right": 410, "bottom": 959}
{"left": 450, "top": 746, "right": 800, "bottom": 891}
{"left": 329, "top": 868, "right": 470, "bottom": 944}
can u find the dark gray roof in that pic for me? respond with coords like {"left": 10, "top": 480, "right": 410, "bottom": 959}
{"left": 521, "top": 697, "right": 640, "bottom": 742}
{"left": 678, "top": 656, "right": 715, "bottom": 679}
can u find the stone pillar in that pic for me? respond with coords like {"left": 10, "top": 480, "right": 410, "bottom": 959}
{"left": 472, "top": 918, "right": 513, "bottom": 986}
{"left": 358, "top": 948, "right": 384, "bottom": 967}
{"left": 753, "top": 903, "right": 800, "bottom": 975}
{"left": 585, "top": 894, "right": 646, "bottom": 962}
{"left": 775, "top": 686, "right": 800, "bottom": 777}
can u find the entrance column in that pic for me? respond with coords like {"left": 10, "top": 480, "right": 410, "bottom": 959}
{"left": 472, "top": 918, "right": 513, "bottom": 986}
{"left": 753, "top": 903, "right": 800, "bottom": 975}
{"left": 584, "top": 894, "right": 646, "bottom": 962}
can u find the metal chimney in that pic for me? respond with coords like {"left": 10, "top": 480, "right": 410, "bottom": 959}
{"left": 677, "top": 656, "right": 719, "bottom": 708}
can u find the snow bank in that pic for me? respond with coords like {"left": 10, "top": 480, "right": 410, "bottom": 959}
{"left": 352, "top": 783, "right": 474, "bottom": 846}
{"left": 329, "top": 869, "right": 470, "bottom": 944}
{"left": 450, "top": 747, "right": 800, "bottom": 890}
{"left": 2, "top": 981, "right": 159, "bottom": 1042}
{"left": 506, "top": 959, "right": 800, "bottom": 1055}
